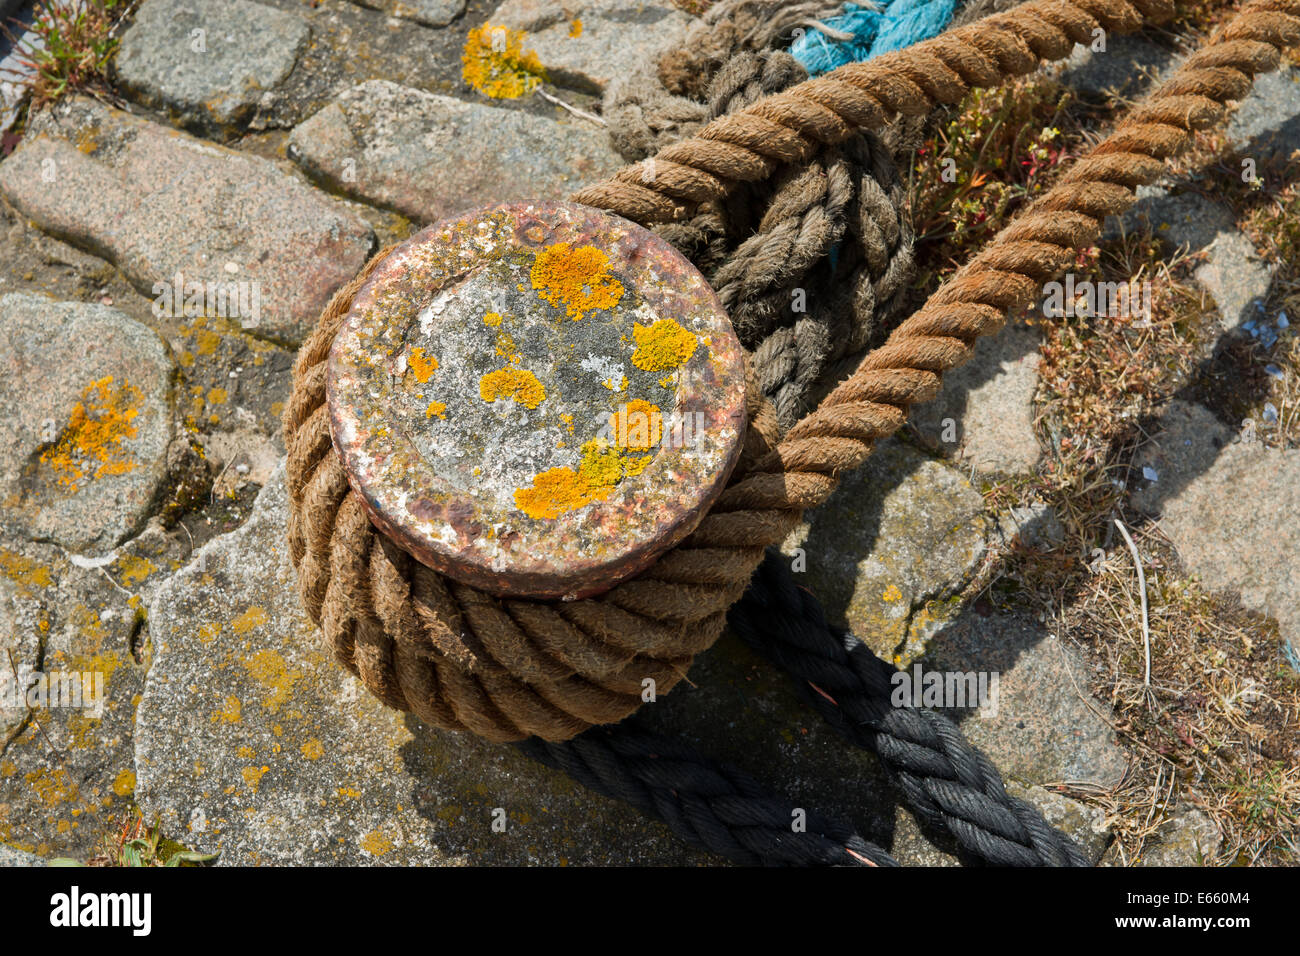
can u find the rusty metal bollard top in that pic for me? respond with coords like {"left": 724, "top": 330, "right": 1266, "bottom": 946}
{"left": 326, "top": 201, "right": 747, "bottom": 600}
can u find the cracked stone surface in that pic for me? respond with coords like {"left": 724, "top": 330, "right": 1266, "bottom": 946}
{"left": 909, "top": 318, "right": 1043, "bottom": 477}
{"left": 1225, "top": 64, "right": 1300, "bottom": 166}
{"left": 1107, "top": 185, "right": 1235, "bottom": 252}
{"left": 781, "top": 438, "right": 990, "bottom": 663}
{"left": 1106, "top": 188, "right": 1274, "bottom": 328}
{"left": 116, "top": 0, "right": 311, "bottom": 133}
{"left": 0, "top": 530, "right": 183, "bottom": 859}
{"left": 0, "top": 293, "right": 174, "bottom": 555}
{"left": 288, "top": 80, "right": 623, "bottom": 224}
{"left": 134, "top": 464, "right": 1114, "bottom": 865}
{"left": 1132, "top": 400, "right": 1300, "bottom": 663}
{"left": 0, "top": 97, "right": 374, "bottom": 344}
{"left": 488, "top": 0, "right": 690, "bottom": 92}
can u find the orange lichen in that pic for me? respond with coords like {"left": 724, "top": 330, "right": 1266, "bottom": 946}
{"left": 569, "top": 18, "right": 583, "bottom": 37}
{"left": 495, "top": 331, "right": 521, "bottom": 364}
{"left": 40, "top": 376, "right": 142, "bottom": 492}
{"left": 461, "top": 24, "right": 546, "bottom": 99}
{"left": 408, "top": 347, "right": 439, "bottom": 383}
{"left": 514, "top": 429, "right": 652, "bottom": 520}
{"left": 530, "top": 242, "right": 625, "bottom": 320}
{"left": 425, "top": 400, "right": 447, "bottom": 419}
{"left": 631, "top": 319, "right": 698, "bottom": 372}
{"left": 480, "top": 367, "right": 546, "bottom": 409}
{"left": 609, "top": 399, "right": 662, "bottom": 451}
{"left": 483, "top": 311, "right": 504, "bottom": 327}
{"left": 514, "top": 464, "right": 613, "bottom": 520}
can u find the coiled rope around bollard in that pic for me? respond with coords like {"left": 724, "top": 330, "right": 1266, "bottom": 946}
{"left": 285, "top": 0, "right": 1300, "bottom": 744}
{"left": 518, "top": 550, "right": 1090, "bottom": 866}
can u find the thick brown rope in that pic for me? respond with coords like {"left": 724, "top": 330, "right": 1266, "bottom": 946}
{"left": 286, "top": 0, "right": 1300, "bottom": 742}
{"left": 572, "top": 0, "right": 1182, "bottom": 223}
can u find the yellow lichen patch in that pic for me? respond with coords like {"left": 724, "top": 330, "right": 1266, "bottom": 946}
{"left": 408, "top": 347, "right": 439, "bottom": 383}
{"left": 530, "top": 242, "right": 625, "bottom": 320}
{"left": 40, "top": 376, "right": 143, "bottom": 492}
{"left": 360, "top": 829, "right": 395, "bottom": 857}
{"left": 461, "top": 24, "right": 546, "bottom": 99}
{"left": 609, "top": 399, "right": 662, "bottom": 452}
{"left": 241, "top": 649, "right": 302, "bottom": 714}
{"left": 480, "top": 367, "right": 546, "bottom": 409}
{"left": 515, "top": 435, "right": 641, "bottom": 520}
{"left": 112, "top": 768, "right": 136, "bottom": 798}
{"left": 213, "top": 696, "right": 242, "bottom": 724}
{"left": 483, "top": 311, "right": 504, "bottom": 327}
{"left": 882, "top": 584, "right": 903, "bottom": 602}
{"left": 0, "top": 548, "right": 53, "bottom": 594}
{"left": 577, "top": 438, "right": 622, "bottom": 488}
{"left": 25, "top": 768, "right": 78, "bottom": 807}
{"left": 425, "top": 400, "right": 447, "bottom": 420}
{"left": 514, "top": 465, "right": 613, "bottom": 520}
{"left": 230, "top": 605, "right": 267, "bottom": 635}
{"left": 631, "top": 319, "right": 698, "bottom": 372}
{"left": 569, "top": 18, "right": 583, "bottom": 37}
{"left": 208, "top": 387, "right": 227, "bottom": 405}
{"left": 241, "top": 766, "right": 270, "bottom": 793}
{"left": 495, "top": 331, "right": 522, "bottom": 364}
{"left": 301, "top": 738, "right": 324, "bottom": 760}
{"left": 115, "top": 554, "right": 157, "bottom": 587}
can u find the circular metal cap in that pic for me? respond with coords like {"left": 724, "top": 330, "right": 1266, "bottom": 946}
{"left": 326, "top": 200, "right": 747, "bottom": 600}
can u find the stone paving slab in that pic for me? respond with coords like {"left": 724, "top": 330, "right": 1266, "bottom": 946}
{"left": 909, "top": 318, "right": 1043, "bottom": 477}
{"left": 116, "top": 0, "right": 311, "bottom": 133}
{"left": 0, "top": 293, "right": 173, "bottom": 556}
{"left": 135, "top": 463, "right": 1114, "bottom": 864}
{"left": 1132, "top": 400, "right": 1300, "bottom": 663}
{"left": 0, "top": 97, "right": 374, "bottom": 344}
{"left": 288, "top": 80, "right": 623, "bottom": 224}
{"left": 782, "top": 438, "right": 990, "bottom": 664}
{"left": 487, "top": 0, "right": 690, "bottom": 92}
{"left": 0, "top": 533, "right": 172, "bottom": 859}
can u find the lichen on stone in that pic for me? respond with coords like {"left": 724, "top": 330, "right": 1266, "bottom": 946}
{"left": 407, "top": 347, "right": 439, "bottom": 383}
{"left": 461, "top": 24, "right": 546, "bottom": 100}
{"left": 39, "top": 376, "right": 142, "bottom": 492}
{"left": 479, "top": 367, "right": 546, "bottom": 409}
{"left": 631, "top": 319, "right": 698, "bottom": 372}
{"left": 530, "top": 242, "right": 625, "bottom": 320}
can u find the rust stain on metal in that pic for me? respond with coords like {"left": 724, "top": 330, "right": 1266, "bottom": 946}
{"left": 327, "top": 200, "right": 747, "bottom": 600}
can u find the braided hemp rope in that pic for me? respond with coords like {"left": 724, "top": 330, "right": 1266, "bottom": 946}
{"left": 285, "top": 0, "right": 1300, "bottom": 743}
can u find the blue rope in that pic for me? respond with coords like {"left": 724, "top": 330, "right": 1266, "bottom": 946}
{"left": 790, "top": 0, "right": 957, "bottom": 76}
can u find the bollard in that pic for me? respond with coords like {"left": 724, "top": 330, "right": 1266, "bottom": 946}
{"left": 327, "top": 201, "right": 747, "bottom": 600}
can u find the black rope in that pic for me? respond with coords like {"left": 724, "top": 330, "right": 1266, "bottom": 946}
{"left": 517, "top": 721, "right": 898, "bottom": 866}
{"left": 728, "top": 549, "right": 1090, "bottom": 867}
